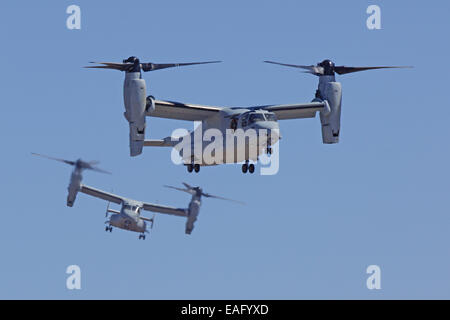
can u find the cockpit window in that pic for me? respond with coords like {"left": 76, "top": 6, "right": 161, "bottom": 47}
{"left": 249, "top": 113, "right": 266, "bottom": 124}
{"left": 265, "top": 113, "right": 277, "bottom": 122}
{"left": 241, "top": 113, "right": 249, "bottom": 127}
{"left": 124, "top": 205, "right": 140, "bottom": 212}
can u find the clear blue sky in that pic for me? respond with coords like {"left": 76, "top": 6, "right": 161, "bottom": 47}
{"left": 0, "top": 0, "right": 449, "bottom": 299}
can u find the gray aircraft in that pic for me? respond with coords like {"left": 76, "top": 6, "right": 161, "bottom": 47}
{"left": 86, "top": 57, "right": 410, "bottom": 173}
{"left": 33, "top": 153, "right": 243, "bottom": 238}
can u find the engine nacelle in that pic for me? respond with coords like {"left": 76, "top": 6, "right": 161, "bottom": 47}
{"left": 67, "top": 170, "right": 82, "bottom": 207}
{"left": 128, "top": 122, "right": 146, "bottom": 157}
{"left": 318, "top": 77, "right": 342, "bottom": 144}
{"left": 185, "top": 199, "right": 201, "bottom": 235}
{"left": 123, "top": 72, "right": 147, "bottom": 156}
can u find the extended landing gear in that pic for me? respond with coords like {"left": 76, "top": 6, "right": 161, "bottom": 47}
{"left": 138, "top": 234, "right": 146, "bottom": 240}
{"left": 187, "top": 163, "right": 200, "bottom": 173}
{"left": 266, "top": 141, "right": 273, "bottom": 155}
{"left": 242, "top": 161, "right": 255, "bottom": 174}
{"left": 105, "top": 226, "right": 112, "bottom": 232}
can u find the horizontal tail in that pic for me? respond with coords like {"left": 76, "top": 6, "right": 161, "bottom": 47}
{"left": 143, "top": 137, "right": 178, "bottom": 147}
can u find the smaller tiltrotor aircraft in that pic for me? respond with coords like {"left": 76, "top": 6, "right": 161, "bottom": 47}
{"left": 33, "top": 153, "right": 243, "bottom": 238}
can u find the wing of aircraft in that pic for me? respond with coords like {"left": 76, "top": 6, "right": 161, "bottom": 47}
{"left": 142, "top": 202, "right": 187, "bottom": 217}
{"left": 149, "top": 100, "right": 222, "bottom": 121}
{"left": 80, "top": 184, "right": 187, "bottom": 217}
{"left": 251, "top": 102, "right": 327, "bottom": 120}
{"left": 80, "top": 184, "right": 124, "bottom": 204}
{"left": 150, "top": 99, "right": 327, "bottom": 121}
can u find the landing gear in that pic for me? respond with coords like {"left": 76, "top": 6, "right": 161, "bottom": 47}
{"left": 105, "top": 226, "right": 112, "bottom": 232}
{"left": 138, "top": 234, "right": 146, "bottom": 240}
{"left": 266, "top": 140, "right": 273, "bottom": 154}
{"left": 242, "top": 162, "right": 255, "bottom": 174}
{"left": 187, "top": 163, "right": 200, "bottom": 173}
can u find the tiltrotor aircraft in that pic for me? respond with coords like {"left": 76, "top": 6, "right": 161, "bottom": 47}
{"left": 86, "top": 57, "right": 410, "bottom": 173}
{"left": 33, "top": 153, "right": 243, "bottom": 238}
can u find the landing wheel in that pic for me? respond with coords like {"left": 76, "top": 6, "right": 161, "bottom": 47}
{"left": 267, "top": 147, "right": 272, "bottom": 155}
{"left": 139, "top": 234, "right": 146, "bottom": 240}
{"left": 194, "top": 164, "right": 200, "bottom": 173}
{"left": 242, "top": 163, "right": 248, "bottom": 173}
{"left": 105, "top": 226, "right": 112, "bottom": 232}
{"left": 248, "top": 163, "right": 255, "bottom": 174}
{"left": 187, "top": 164, "right": 193, "bottom": 173}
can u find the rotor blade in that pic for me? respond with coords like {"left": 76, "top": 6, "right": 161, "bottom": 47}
{"left": 84, "top": 62, "right": 133, "bottom": 71}
{"left": 334, "top": 66, "right": 413, "bottom": 75}
{"left": 182, "top": 182, "right": 194, "bottom": 190}
{"left": 75, "top": 160, "right": 111, "bottom": 174}
{"left": 164, "top": 185, "right": 193, "bottom": 194}
{"left": 264, "top": 61, "right": 324, "bottom": 75}
{"left": 87, "top": 166, "right": 112, "bottom": 175}
{"left": 141, "top": 61, "right": 221, "bottom": 72}
{"left": 201, "top": 192, "right": 245, "bottom": 205}
{"left": 31, "top": 153, "right": 75, "bottom": 166}
{"left": 84, "top": 65, "right": 125, "bottom": 71}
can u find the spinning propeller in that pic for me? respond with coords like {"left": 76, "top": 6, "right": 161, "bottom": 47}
{"left": 164, "top": 182, "right": 245, "bottom": 205}
{"left": 85, "top": 56, "right": 221, "bottom": 73}
{"left": 32, "top": 153, "right": 111, "bottom": 174}
{"left": 264, "top": 59, "right": 412, "bottom": 76}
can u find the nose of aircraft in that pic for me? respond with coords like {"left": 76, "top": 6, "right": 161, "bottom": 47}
{"left": 253, "top": 120, "right": 281, "bottom": 141}
{"left": 253, "top": 120, "right": 278, "bottom": 130}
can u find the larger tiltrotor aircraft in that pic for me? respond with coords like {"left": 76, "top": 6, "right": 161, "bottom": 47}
{"left": 86, "top": 57, "right": 410, "bottom": 173}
